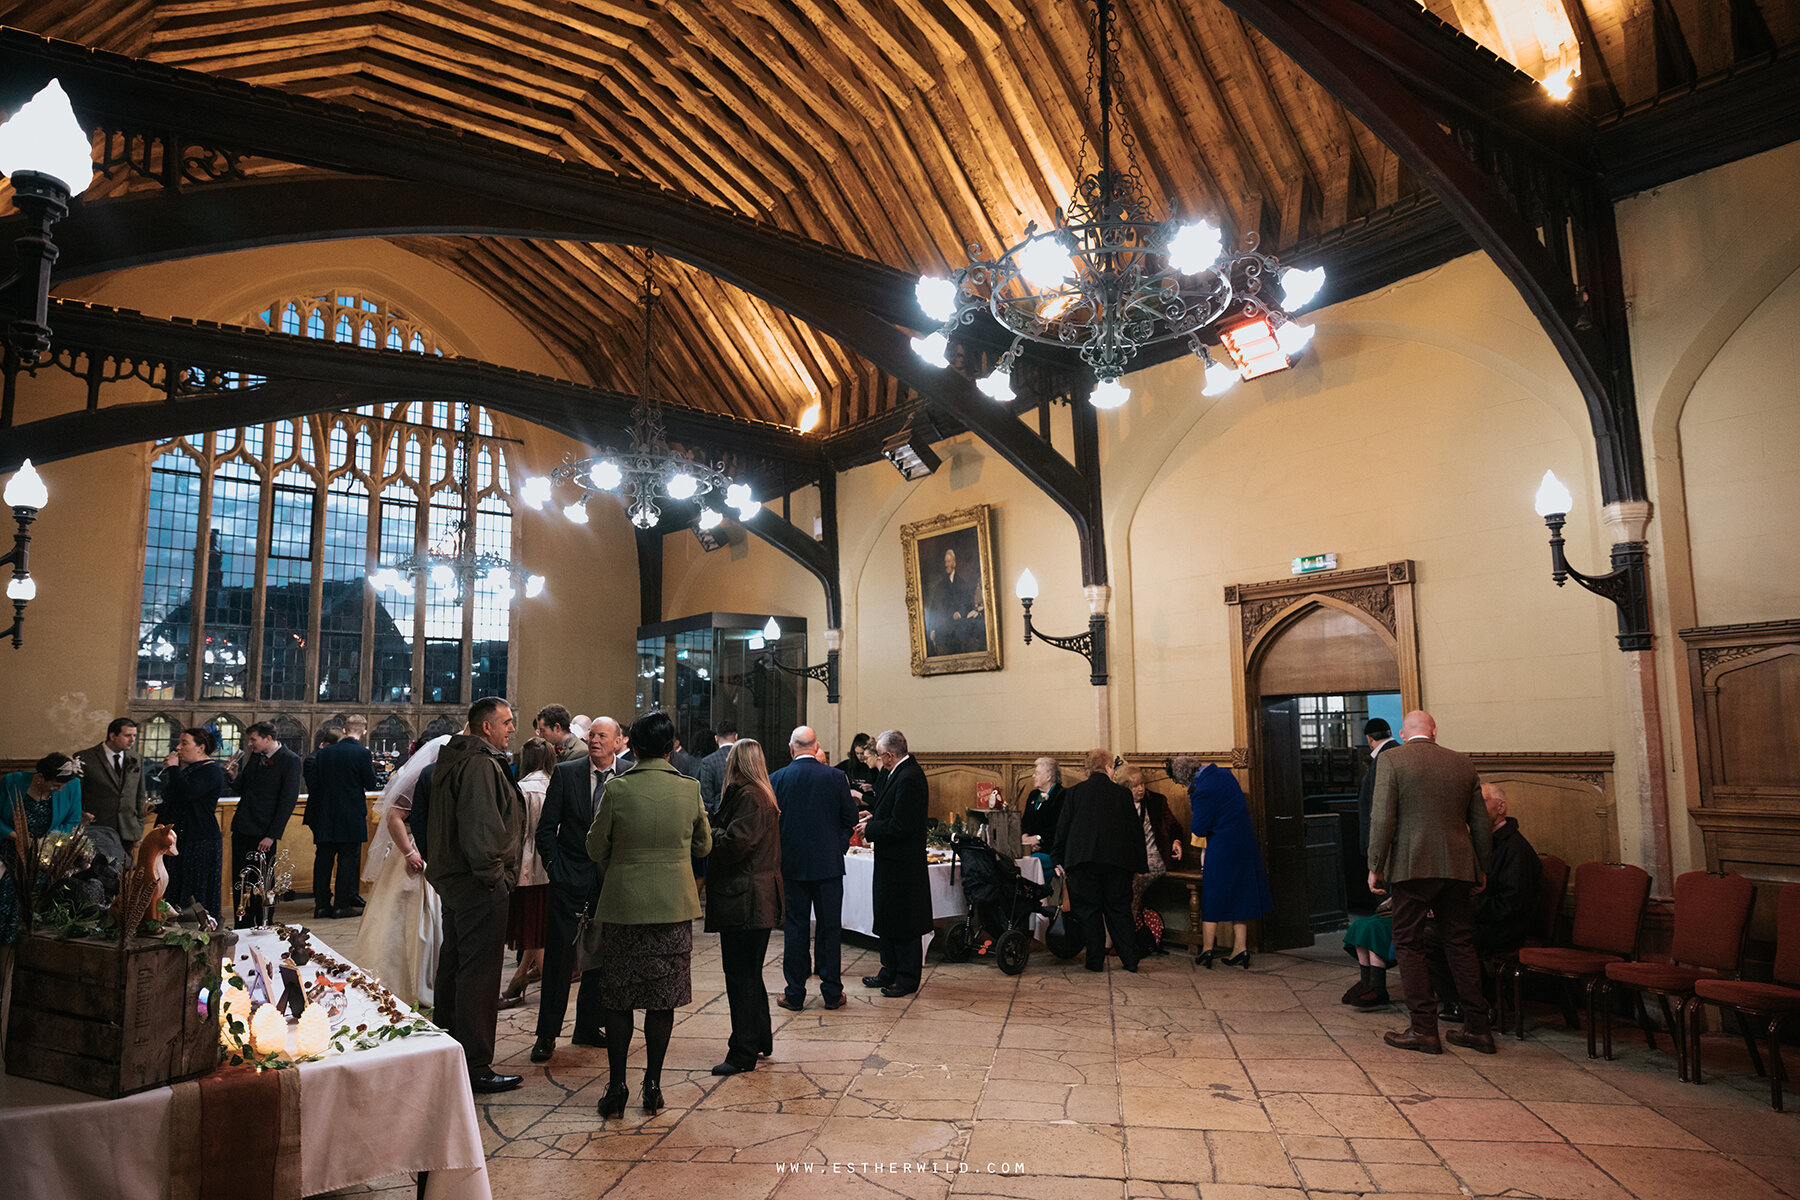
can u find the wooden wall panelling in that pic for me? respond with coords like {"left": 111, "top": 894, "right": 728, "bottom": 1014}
{"left": 1679, "top": 620, "right": 1800, "bottom": 944}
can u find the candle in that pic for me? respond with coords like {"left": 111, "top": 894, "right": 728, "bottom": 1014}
{"left": 250, "top": 1002, "right": 288, "bottom": 1058}
{"left": 295, "top": 1003, "right": 331, "bottom": 1058}
{"left": 218, "top": 982, "right": 252, "bottom": 1050}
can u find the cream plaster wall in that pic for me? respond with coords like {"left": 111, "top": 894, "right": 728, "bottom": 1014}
{"left": 1618, "top": 140, "right": 1800, "bottom": 872}
{"left": 0, "top": 239, "right": 637, "bottom": 759}
{"left": 1112, "top": 253, "right": 1612, "bottom": 754}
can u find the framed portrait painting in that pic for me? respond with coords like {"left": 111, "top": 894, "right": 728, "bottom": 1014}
{"left": 902, "top": 505, "right": 1001, "bottom": 676}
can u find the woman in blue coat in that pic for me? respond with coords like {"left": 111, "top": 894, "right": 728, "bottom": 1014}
{"left": 1173, "top": 758, "right": 1272, "bottom": 968}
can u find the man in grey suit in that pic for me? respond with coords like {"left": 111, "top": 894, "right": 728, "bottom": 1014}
{"left": 697, "top": 720, "right": 738, "bottom": 815}
{"left": 531, "top": 716, "right": 627, "bottom": 1063}
{"left": 76, "top": 717, "right": 149, "bottom": 852}
{"left": 1368, "top": 709, "right": 1495, "bottom": 1055}
{"left": 771, "top": 725, "right": 858, "bottom": 1011}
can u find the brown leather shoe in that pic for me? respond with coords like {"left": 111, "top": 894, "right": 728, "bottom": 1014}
{"left": 1383, "top": 1028, "right": 1443, "bottom": 1054}
{"left": 1446, "top": 1028, "right": 1497, "bottom": 1055}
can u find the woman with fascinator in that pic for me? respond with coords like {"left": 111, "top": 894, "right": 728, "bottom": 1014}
{"left": 0, "top": 752, "right": 85, "bottom": 943}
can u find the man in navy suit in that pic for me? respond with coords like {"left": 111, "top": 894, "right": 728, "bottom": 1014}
{"left": 302, "top": 715, "right": 379, "bottom": 918}
{"left": 771, "top": 725, "right": 858, "bottom": 1011}
{"left": 531, "top": 717, "right": 626, "bottom": 1063}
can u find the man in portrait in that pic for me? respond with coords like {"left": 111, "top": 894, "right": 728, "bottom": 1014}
{"left": 924, "top": 543, "right": 984, "bottom": 655}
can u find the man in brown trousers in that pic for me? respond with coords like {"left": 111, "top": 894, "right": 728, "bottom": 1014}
{"left": 1367, "top": 710, "right": 1495, "bottom": 1055}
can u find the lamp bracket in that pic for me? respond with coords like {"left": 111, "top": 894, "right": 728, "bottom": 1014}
{"left": 757, "top": 646, "right": 839, "bottom": 705}
{"left": 1020, "top": 597, "right": 1109, "bottom": 685}
{"left": 1544, "top": 514, "right": 1652, "bottom": 651}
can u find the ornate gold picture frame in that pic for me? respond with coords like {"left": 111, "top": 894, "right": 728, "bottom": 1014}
{"left": 902, "top": 504, "right": 1001, "bottom": 676}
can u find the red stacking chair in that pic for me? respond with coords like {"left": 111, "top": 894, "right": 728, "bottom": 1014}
{"left": 1687, "top": 884, "right": 1800, "bottom": 1110}
{"left": 1508, "top": 861, "right": 1651, "bottom": 1056}
{"left": 1598, "top": 871, "right": 1756, "bottom": 1076}
{"left": 1494, "top": 854, "right": 1569, "bottom": 1034}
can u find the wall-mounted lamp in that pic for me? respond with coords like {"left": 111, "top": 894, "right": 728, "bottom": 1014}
{"left": 1534, "top": 469, "right": 1651, "bottom": 651}
{"left": 1016, "top": 569, "right": 1108, "bottom": 685}
{"left": 0, "top": 81, "right": 97, "bottom": 356}
{"left": 1, "top": 459, "right": 48, "bottom": 647}
{"left": 756, "top": 617, "right": 839, "bottom": 704}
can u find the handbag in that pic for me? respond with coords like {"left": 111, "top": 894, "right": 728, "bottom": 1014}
{"left": 573, "top": 901, "right": 605, "bottom": 974}
{"left": 1045, "top": 906, "right": 1085, "bottom": 959}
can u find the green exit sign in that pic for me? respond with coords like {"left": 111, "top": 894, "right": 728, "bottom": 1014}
{"left": 1291, "top": 553, "right": 1338, "bottom": 575}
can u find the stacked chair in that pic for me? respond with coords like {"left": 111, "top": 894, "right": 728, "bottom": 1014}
{"left": 1597, "top": 871, "right": 1756, "bottom": 1077}
{"left": 1687, "top": 883, "right": 1800, "bottom": 1110}
{"left": 1507, "top": 861, "right": 1652, "bottom": 1056}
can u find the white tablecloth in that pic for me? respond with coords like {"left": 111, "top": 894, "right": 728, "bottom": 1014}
{"left": 0, "top": 935, "right": 491, "bottom": 1200}
{"left": 840, "top": 850, "right": 1052, "bottom": 952}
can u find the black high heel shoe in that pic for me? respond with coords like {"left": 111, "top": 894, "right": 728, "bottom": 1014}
{"left": 1222, "top": 951, "right": 1251, "bottom": 969}
{"left": 641, "top": 1078, "right": 664, "bottom": 1114}
{"left": 1195, "top": 949, "right": 1215, "bottom": 969}
{"left": 597, "top": 1082, "right": 629, "bottom": 1118}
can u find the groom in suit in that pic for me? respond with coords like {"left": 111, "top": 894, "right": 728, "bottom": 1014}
{"left": 857, "top": 729, "right": 932, "bottom": 997}
{"left": 531, "top": 716, "right": 626, "bottom": 1063}
{"left": 76, "top": 718, "right": 149, "bottom": 852}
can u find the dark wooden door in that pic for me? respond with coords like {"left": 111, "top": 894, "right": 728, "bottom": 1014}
{"left": 1258, "top": 696, "right": 1311, "bottom": 949}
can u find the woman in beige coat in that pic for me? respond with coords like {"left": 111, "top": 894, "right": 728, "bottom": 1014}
{"left": 585, "top": 711, "right": 712, "bottom": 1117}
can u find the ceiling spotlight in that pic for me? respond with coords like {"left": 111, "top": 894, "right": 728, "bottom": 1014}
{"left": 799, "top": 403, "right": 821, "bottom": 433}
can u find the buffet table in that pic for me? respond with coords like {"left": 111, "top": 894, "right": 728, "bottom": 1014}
{"left": 0, "top": 930, "right": 491, "bottom": 1200}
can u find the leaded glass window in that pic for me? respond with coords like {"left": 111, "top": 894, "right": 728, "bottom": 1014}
{"left": 133, "top": 292, "right": 517, "bottom": 753}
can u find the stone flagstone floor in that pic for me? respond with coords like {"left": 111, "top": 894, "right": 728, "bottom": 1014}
{"left": 302, "top": 905, "right": 1800, "bottom": 1200}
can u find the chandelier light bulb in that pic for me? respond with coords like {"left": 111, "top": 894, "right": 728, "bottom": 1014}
{"left": 1090, "top": 378, "right": 1131, "bottom": 410}
{"left": 525, "top": 574, "right": 546, "bottom": 598}
{"left": 666, "top": 471, "right": 698, "bottom": 500}
{"left": 914, "top": 276, "right": 959, "bottom": 323}
{"left": 697, "top": 507, "right": 723, "bottom": 530}
{"left": 429, "top": 564, "right": 455, "bottom": 589}
{"left": 1167, "top": 220, "right": 1223, "bottom": 275}
{"left": 1280, "top": 266, "right": 1327, "bottom": 311}
{"left": 483, "top": 566, "right": 509, "bottom": 587}
{"left": 1203, "top": 358, "right": 1239, "bottom": 396}
{"left": 910, "top": 331, "right": 949, "bottom": 367}
{"left": 7, "top": 575, "right": 35, "bottom": 601}
{"left": 0, "top": 81, "right": 96, "bottom": 195}
{"left": 3, "top": 459, "right": 48, "bottom": 509}
{"left": 1275, "top": 321, "right": 1314, "bottom": 357}
{"left": 590, "top": 460, "right": 623, "bottom": 491}
{"left": 520, "top": 475, "right": 552, "bottom": 510}
{"left": 1015, "top": 568, "right": 1040, "bottom": 601}
{"left": 763, "top": 617, "right": 782, "bottom": 641}
{"left": 976, "top": 366, "right": 1015, "bottom": 403}
{"left": 563, "top": 500, "right": 589, "bottom": 525}
{"left": 1534, "top": 469, "right": 1573, "bottom": 518}
{"left": 735, "top": 498, "right": 761, "bottom": 521}
{"left": 1017, "top": 235, "right": 1074, "bottom": 288}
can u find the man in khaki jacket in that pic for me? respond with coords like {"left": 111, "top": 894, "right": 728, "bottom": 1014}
{"left": 426, "top": 696, "right": 525, "bottom": 1093}
{"left": 1368, "top": 710, "right": 1494, "bottom": 1056}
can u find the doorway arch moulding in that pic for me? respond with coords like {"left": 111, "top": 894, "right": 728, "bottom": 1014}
{"left": 1224, "top": 560, "right": 1421, "bottom": 773}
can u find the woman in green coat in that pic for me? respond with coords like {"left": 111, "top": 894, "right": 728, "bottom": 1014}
{"left": 585, "top": 711, "right": 712, "bottom": 1118}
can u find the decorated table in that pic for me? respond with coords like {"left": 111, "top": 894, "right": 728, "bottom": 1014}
{"left": 840, "top": 848, "right": 1053, "bottom": 955}
{"left": 0, "top": 927, "right": 491, "bottom": 1200}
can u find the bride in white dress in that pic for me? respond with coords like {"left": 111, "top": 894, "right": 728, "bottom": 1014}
{"left": 353, "top": 733, "right": 452, "bottom": 1007}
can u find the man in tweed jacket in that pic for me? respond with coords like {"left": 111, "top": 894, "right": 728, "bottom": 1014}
{"left": 1368, "top": 710, "right": 1495, "bottom": 1055}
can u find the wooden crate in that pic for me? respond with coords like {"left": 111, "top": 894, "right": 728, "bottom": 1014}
{"left": 6, "top": 931, "right": 232, "bottom": 1098}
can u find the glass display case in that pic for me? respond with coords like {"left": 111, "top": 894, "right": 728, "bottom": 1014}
{"left": 635, "top": 612, "right": 806, "bottom": 768}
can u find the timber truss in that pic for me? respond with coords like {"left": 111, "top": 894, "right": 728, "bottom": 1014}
{"left": 3, "top": 16, "right": 1799, "bottom": 623}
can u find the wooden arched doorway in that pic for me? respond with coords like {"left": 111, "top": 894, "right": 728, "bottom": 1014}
{"left": 1225, "top": 562, "right": 1421, "bottom": 949}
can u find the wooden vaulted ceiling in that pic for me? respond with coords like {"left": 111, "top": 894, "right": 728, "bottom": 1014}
{"left": 3, "top": 0, "right": 1797, "bottom": 438}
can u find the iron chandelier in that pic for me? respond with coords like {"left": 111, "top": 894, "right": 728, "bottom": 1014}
{"left": 911, "top": 0, "right": 1325, "bottom": 409}
{"left": 523, "top": 253, "right": 761, "bottom": 531}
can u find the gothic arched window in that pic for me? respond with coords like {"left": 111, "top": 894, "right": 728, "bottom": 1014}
{"left": 133, "top": 293, "right": 516, "bottom": 747}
